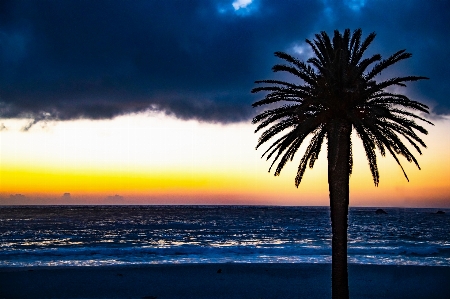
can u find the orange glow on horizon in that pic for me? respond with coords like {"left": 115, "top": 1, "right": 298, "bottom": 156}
{"left": 1, "top": 113, "right": 449, "bottom": 208}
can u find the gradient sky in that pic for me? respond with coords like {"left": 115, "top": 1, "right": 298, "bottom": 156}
{"left": 1, "top": 0, "right": 449, "bottom": 207}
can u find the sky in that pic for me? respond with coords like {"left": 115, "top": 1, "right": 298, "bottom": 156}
{"left": 1, "top": 0, "right": 449, "bottom": 207}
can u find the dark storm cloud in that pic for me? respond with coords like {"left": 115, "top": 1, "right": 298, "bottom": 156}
{"left": 1, "top": 0, "right": 449, "bottom": 125}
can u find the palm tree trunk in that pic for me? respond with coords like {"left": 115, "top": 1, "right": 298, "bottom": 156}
{"left": 327, "top": 119, "right": 352, "bottom": 299}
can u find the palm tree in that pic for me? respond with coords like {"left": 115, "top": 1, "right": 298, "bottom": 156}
{"left": 251, "top": 29, "right": 432, "bottom": 299}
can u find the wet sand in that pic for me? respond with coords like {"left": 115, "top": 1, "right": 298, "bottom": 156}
{"left": 1, "top": 263, "right": 449, "bottom": 298}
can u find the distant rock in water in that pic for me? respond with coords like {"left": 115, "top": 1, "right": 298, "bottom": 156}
{"left": 375, "top": 209, "right": 388, "bottom": 215}
{"left": 436, "top": 211, "right": 445, "bottom": 215}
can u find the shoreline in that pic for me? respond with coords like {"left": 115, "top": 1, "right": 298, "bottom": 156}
{"left": 1, "top": 263, "right": 449, "bottom": 299}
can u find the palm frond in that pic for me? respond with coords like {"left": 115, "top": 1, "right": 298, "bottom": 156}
{"left": 354, "top": 124, "right": 380, "bottom": 185}
{"left": 295, "top": 127, "right": 326, "bottom": 186}
{"left": 351, "top": 31, "right": 376, "bottom": 65}
{"left": 366, "top": 50, "right": 412, "bottom": 80}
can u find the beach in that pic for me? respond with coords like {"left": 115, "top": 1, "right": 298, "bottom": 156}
{"left": 1, "top": 263, "right": 449, "bottom": 299}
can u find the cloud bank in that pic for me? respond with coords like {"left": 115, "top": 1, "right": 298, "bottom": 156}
{"left": 1, "top": 0, "right": 449, "bottom": 125}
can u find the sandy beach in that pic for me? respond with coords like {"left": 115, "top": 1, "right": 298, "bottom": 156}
{"left": 1, "top": 263, "right": 449, "bottom": 299}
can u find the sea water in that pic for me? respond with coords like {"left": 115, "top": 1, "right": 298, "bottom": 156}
{"left": 0, "top": 206, "right": 449, "bottom": 267}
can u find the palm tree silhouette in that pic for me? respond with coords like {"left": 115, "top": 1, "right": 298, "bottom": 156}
{"left": 251, "top": 29, "right": 432, "bottom": 299}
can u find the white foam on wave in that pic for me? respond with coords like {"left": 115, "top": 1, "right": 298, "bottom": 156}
{"left": 1, "top": 206, "right": 449, "bottom": 267}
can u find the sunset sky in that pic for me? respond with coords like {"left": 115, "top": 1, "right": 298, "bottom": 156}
{"left": 1, "top": 0, "right": 449, "bottom": 207}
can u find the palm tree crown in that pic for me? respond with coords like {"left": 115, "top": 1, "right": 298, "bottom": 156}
{"left": 252, "top": 28, "right": 432, "bottom": 187}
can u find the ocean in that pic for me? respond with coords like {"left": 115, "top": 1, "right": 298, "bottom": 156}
{"left": 0, "top": 206, "right": 449, "bottom": 267}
